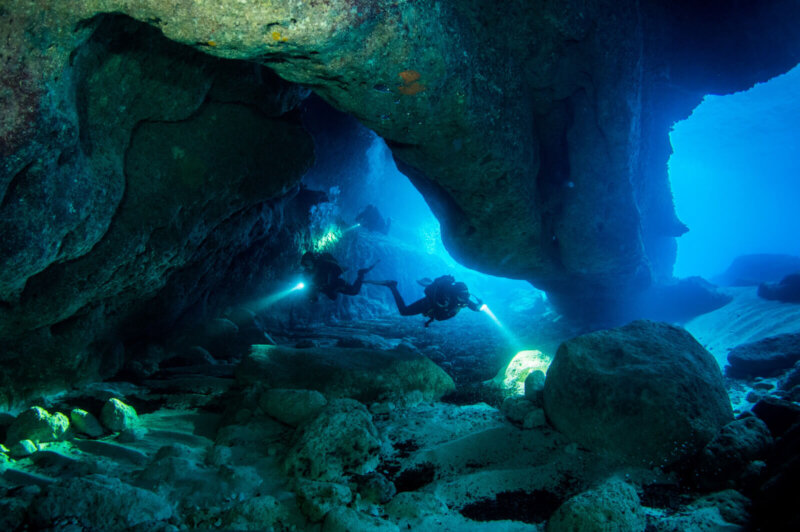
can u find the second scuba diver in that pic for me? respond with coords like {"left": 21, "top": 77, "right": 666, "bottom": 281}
{"left": 367, "top": 275, "right": 482, "bottom": 326}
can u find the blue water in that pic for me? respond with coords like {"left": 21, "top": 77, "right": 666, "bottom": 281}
{"left": 670, "top": 64, "right": 800, "bottom": 279}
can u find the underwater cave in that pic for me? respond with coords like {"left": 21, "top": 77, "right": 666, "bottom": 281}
{"left": 1, "top": 1, "right": 800, "bottom": 530}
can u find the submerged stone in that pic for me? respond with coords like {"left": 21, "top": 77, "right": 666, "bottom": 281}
{"left": 726, "top": 333, "right": 800, "bottom": 378}
{"left": 5, "top": 407, "right": 69, "bottom": 446}
{"left": 323, "top": 506, "right": 399, "bottom": 532}
{"left": 239, "top": 344, "right": 455, "bottom": 403}
{"left": 547, "top": 479, "right": 646, "bottom": 532}
{"left": 543, "top": 321, "right": 732, "bottom": 466}
{"left": 284, "top": 399, "right": 381, "bottom": 481}
{"left": 10, "top": 439, "right": 38, "bottom": 458}
{"left": 223, "top": 496, "right": 293, "bottom": 531}
{"left": 69, "top": 408, "right": 104, "bottom": 437}
{"left": 295, "top": 478, "right": 353, "bottom": 522}
{"left": 493, "top": 350, "right": 551, "bottom": 397}
{"left": 29, "top": 475, "right": 172, "bottom": 529}
{"left": 259, "top": 388, "right": 328, "bottom": 427}
{"left": 100, "top": 398, "right": 139, "bottom": 432}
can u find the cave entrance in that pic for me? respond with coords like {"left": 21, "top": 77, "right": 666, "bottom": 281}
{"left": 298, "top": 95, "right": 542, "bottom": 318}
{"left": 284, "top": 96, "right": 567, "bottom": 387}
{"left": 668, "top": 64, "right": 800, "bottom": 280}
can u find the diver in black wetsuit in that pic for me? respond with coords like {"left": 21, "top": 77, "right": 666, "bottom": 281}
{"left": 368, "top": 275, "right": 482, "bottom": 326}
{"left": 300, "top": 251, "right": 377, "bottom": 302}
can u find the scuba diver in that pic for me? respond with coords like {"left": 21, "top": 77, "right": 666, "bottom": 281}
{"left": 368, "top": 275, "right": 482, "bottom": 326}
{"left": 300, "top": 251, "right": 377, "bottom": 302}
{"left": 356, "top": 204, "right": 391, "bottom": 235}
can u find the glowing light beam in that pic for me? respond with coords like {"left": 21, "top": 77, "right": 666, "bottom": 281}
{"left": 480, "top": 303, "right": 521, "bottom": 347}
{"left": 251, "top": 281, "right": 306, "bottom": 311}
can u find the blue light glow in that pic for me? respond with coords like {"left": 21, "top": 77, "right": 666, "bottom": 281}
{"left": 251, "top": 281, "right": 306, "bottom": 311}
{"left": 670, "top": 65, "right": 800, "bottom": 278}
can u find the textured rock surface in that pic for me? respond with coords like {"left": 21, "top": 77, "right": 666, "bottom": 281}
{"left": 5, "top": 407, "right": 69, "bottom": 446}
{"left": 695, "top": 416, "right": 772, "bottom": 489}
{"left": 100, "top": 398, "right": 139, "bottom": 432}
{"left": 259, "top": 389, "right": 328, "bottom": 428}
{"left": 29, "top": 475, "right": 173, "bottom": 529}
{"left": 284, "top": 399, "right": 381, "bottom": 481}
{"left": 295, "top": 478, "right": 353, "bottom": 522}
{"left": 0, "top": 14, "right": 314, "bottom": 400}
{"left": 543, "top": 321, "right": 733, "bottom": 466}
{"left": 323, "top": 507, "right": 400, "bottom": 532}
{"left": 758, "top": 273, "right": 800, "bottom": 303}
{"left": 547, "top": 479, "right": 646, "bottom": 532}
{"left": 239, "top": 344, "right": 455, "bottom": 403}
{"left": 727, "top": 333, "right": 800, "bottom": 378}
{"left": 715, "top": 254, "right": 800, "bottom": 286}
{"left": 69, "top": 408, "right": 104, "bottom": 437}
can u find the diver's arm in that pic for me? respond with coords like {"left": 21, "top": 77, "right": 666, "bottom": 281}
{"left": 467, "top": 296, "right": 482, "bottom": 311}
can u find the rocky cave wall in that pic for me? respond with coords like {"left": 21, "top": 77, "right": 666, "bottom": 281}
{"left": 2, "top": 0, "right": 800, "bottom": 396}
{"left": 10, "top": 0, "right": 796, "bottom": 313}
{"left": 0, "top": 15, "right": 316, "bottom": 402}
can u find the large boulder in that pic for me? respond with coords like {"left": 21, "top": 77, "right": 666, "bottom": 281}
{"left": 543, "top": 321, "right": 733, "bottom": 466}
{"left": 5, "top": 406, "right": 69, "bottom": 446}
{"left": 29, "top": 475, "right": 173, "bottom": 530}
{"left": 758, "top": 273, "right": 800, "bottom": 303}
{"left": 284, "top": 399, "right": 382, "bottom": 481}
{"left": 238, "top": 344, "right": 455, "bottom": 403}
{"left": 726, "top": 333, "right": 800, "bottom": 378}
{"left": 547, "top": 479, "right": 646, "bottom": 532}
{"left": 714, "top": 254, "right": 800, "bottom": 287}
{"left": 694, "top": 416, "right": 773, "bottom": 489}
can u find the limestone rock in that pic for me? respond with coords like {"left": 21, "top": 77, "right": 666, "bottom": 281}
{"left": 259, "top": 388, "right": 327, "bottom": 427}
{"left": 10, "top": 439, "right": 38, "bottom": 458}
{"left": 29, "top": 475, "right": 172, "bottom": 529}
{"left": 651, "top": 506, "right": 740, "bottom": 532}
{"left": 751, "top": 396, "right": 800, "bottom": 437}
{"left": 0, "top": 14, "right": 313, "bottom": 398}
{"left": 284, "top": 399, "right": 381, "bottom": 481}
{"left": 543, "top": 321, "right": 732, "bottom": 466}
{"left": 696, "top": 417, "right": 772, "bottom": 488}
{"left": 493, "top": 350, "right": 551, "bottom": 397}
{"left": 354, "top": 472, "right": 396, "bottom": 504}
{"left": 524, "top": 370, "right": 546, "bottom": 405}
{"left": 547, "top": 479, "right": 646, "bottom": 532}
{"left": 501, "top": 396, "right": 538, "bottom": 425}
{"left": 688, "top": 490, "right": 751, "bottom": 527}
{"left": 222, "top": 496, "right": 291, "bottom": 531}
{"left": 295, "top": 478, "right": 353, "bottom": 522}
{"left": 758, "top": 273, "right": 800, "bottom": 303}
{"left": 385, "top": 491, "right": 450, "bottom": 520}
{"left": 70, "top": 408, "right": 104, "bottom": 437}
{"left": 523, "top": 409, "right": 547, "bottom": 429}
{"left": 715, "top": 254, "right": 800, "bottom": 286}
{"left": 778, "top": 361, "right": 800, "bottom": 390}
{"left": 100, "top": 398, "right": 139, "bottom": 432}
{"left": 5, "top": 407, "right": 69, "bottom": 446}
{"left": 239, "top": 345, "right": 455, "bottom": 403}
{"left": 726, "top": 333, "right": 800, "bottom": 378}
{"left": 323, "top": 506, "right": 399, "bottom": 532}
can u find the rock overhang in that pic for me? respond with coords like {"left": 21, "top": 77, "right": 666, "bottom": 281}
{"left": 2, "top": 0, "right": 800, "bottom": 362}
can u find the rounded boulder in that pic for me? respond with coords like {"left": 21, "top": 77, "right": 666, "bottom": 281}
{"left": 543, "top": 320, "right": 733, "bottom": 466}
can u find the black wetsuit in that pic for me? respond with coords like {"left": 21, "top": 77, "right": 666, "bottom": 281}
{"left": 305, "top": 253, "right": 367, "bottom": 301}
{"left": 386, "top": 276, "right": 480, "bottom": 326}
